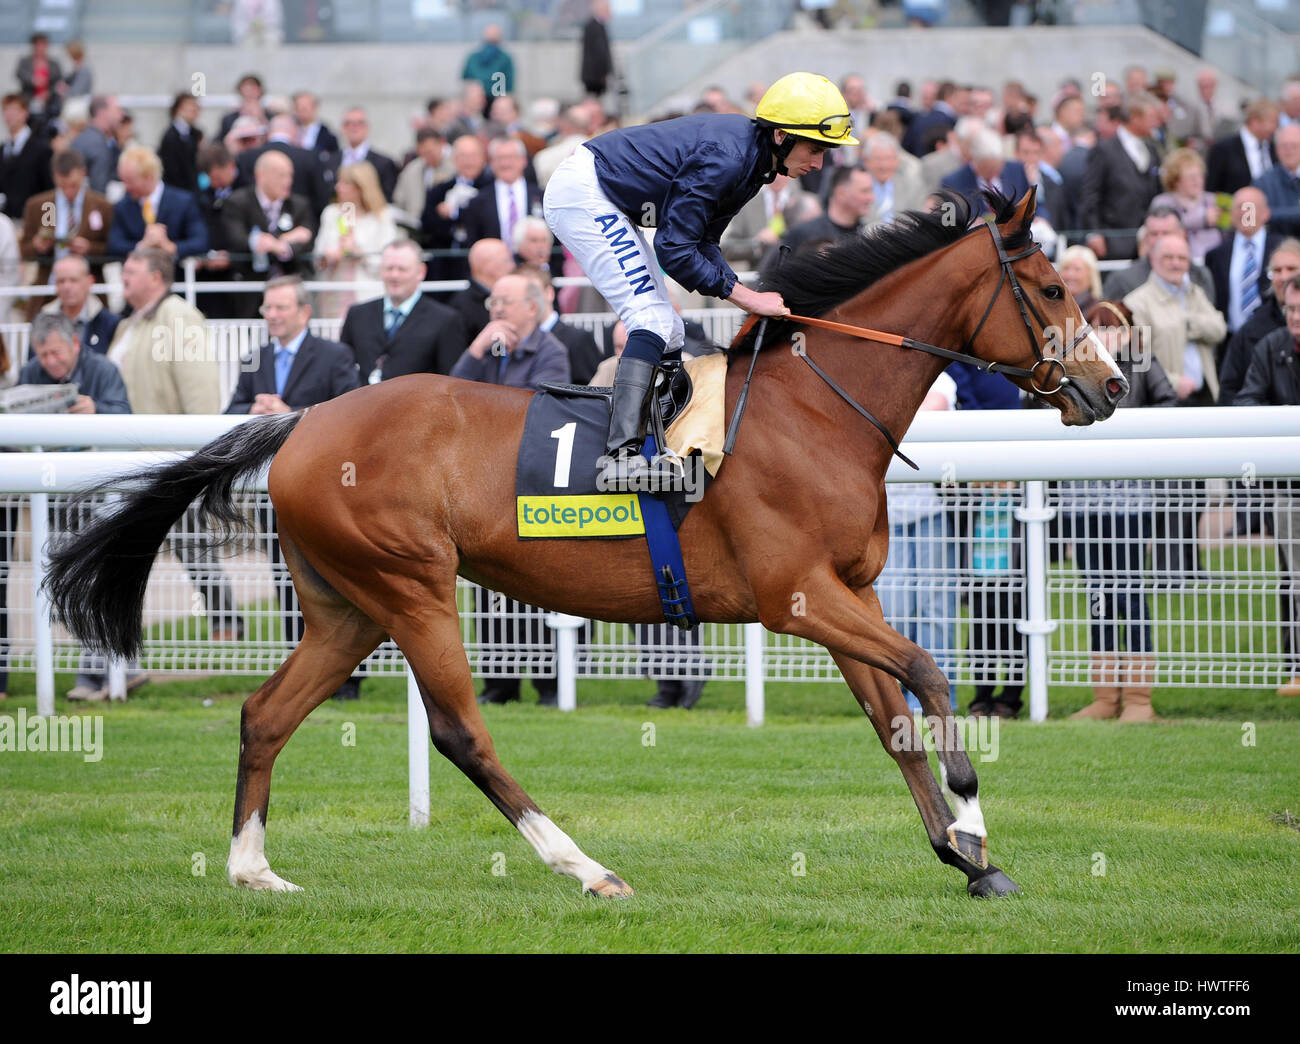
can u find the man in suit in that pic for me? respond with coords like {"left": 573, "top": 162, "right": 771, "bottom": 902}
{"left": 226, "top": 275, "right": 359, "bottom": 413}
{"left": 940, "top": 128, "right": 1031, "bottom": 213}
{"left": 517, "top": 262, "right": 605, "bottom": 384}
{"left": 338, "top": 107, "right": 397, "bottom": 201}
{"left": 902, "top": 81, "right": 962, "bottom": 157}
{"left": 1016, "top": 128, "right": 1069, "bottom": 232}
{"left": 339, "top": 239, "right": 467, "bottom": 383}
{"left": 20, "top": 148, "right": 112, "bottom": 287}
{"left": 459, "top": 136, "right": 543, "bottom": 250}
{"left": 0, "top": 93, "right": 53, "bottom": 220}
{"left": 1254, "top": 123, "right": 1300, "bottom": 236}
{"left": 581, "top": 0, "right": 614, "bottom": 98}
{"left": 158, "top": 92, "right": 203, "bottom": 193}
{"left": 193, "top": 142, "right": 239, "bottom": 318}
{"left": 1206, "top": 99, "right": 1279, "bottom": 195}
{"left": 1204, "top": 187, "right": 1281, "bottom": 340}
{"left": 863, "top": 132, "right": 926, "bottom": 226}
{"left": 421, "top": 133, "right": 490, "bottom": 277}
{"left": 218, "top": 74, "right": 267, "bottom": 140}
{"left": 225, "top": 277, "right": 360, "bottom": 688}
{"left": 293, "top": 90, "right": 339, "bottom": 160}
{"left": 107, "top": 145, "right": 209, "bottom": 260}
{"left": 448, "top": 237, "right": 514, "bottom": 342}
{"left": 222, "top": 149, "right": 317, "bottom": 317}
{"left": 1079, "top": 94, "right": 1163, "bottom": 260}
{"left": 36, "top": 255, "right": 120, "bottom": 355}
{"left": 236, "top": 113, "right": 330, "bottom": 220}
{"left": 70, "top": 95, "right": 122, "bottom": 194}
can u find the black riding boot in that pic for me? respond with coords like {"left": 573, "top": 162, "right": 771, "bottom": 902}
{"left": 596, "top": 357, "right": 683, "bottom": 492}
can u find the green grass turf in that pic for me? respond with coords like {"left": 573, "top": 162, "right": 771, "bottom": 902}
{"left": 0, "top": 672, "right": 1297, "bottom": 953}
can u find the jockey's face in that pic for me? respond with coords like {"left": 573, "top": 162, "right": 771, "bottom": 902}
{"left": 774, "top": 130, "right": 830, "bottom": 178}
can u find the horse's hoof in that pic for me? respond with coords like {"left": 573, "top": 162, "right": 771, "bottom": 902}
{"left": 585, "top": 873, "right": 634, "bottom": 898}
{"left": 947, "top": 827, "right": 988, "bottom": 870}
{"left": 968, "top": 867, "right": 1021, "bottom": 898}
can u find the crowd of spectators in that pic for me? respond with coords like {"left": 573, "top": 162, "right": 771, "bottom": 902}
{"left": 1, "top": 20, "right": 1298, "bottom": 707}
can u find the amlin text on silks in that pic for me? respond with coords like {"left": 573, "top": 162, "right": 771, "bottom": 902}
{"left": 0, "top": 709, "right": 103, "bottom": 762}
{"left": 517, "top": 494, "right": 645, "bottom": 537}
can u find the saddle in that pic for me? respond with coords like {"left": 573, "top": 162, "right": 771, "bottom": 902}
{"left": 539, "top": 357, "right": 695, "bottom": 440}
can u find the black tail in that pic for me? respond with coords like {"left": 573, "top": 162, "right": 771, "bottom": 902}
{"left": 44, "top": 412, "right": 305, "bottom": 659}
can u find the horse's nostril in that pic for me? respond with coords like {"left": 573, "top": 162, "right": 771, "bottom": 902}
{"left": 1106, "top": 377, "right": 1127, "bottom": 401}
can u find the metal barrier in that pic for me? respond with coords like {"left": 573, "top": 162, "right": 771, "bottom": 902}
{"left": 2, "top": 408, "right": 1297, "bottom": 726}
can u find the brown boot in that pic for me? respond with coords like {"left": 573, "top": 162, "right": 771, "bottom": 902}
{"left": 1070, "top": 655, "right": 1121, "bottom": 719}
{"left": 1277, "top": 676, "right": 1300, "bottom": 697}
{"left": 1118, "top": 653, "right": 1159, "bottom": 722}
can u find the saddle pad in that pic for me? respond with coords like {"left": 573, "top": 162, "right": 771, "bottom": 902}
{"left": 665, "top": 353, "right": 727, "bottom": 478}
{"left": 516, "top": 393, "right": 647, "bottom": 538}
{"left": 515, "top": 377, "right": 717, "bottom": 539}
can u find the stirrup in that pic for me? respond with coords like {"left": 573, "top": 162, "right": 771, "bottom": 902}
{"left": 596, "top": 446, "right": 685, "bottom": 493}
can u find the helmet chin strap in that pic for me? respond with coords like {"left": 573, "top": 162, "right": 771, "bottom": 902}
{"left": 770, "top": 130, "right": 798, "bottom": 176}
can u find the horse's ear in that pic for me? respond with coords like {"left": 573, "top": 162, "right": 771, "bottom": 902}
{"left": 1006, "top": 185, "right": 1038, "bottom": 231}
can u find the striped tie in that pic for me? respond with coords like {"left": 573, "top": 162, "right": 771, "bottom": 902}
{"left": 1241, "top": 240, "right": 1260, "bottom": 321}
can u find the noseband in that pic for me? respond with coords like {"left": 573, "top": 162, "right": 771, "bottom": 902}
{"left": 765, "top": 220, "right": 1094, "bottom": 467}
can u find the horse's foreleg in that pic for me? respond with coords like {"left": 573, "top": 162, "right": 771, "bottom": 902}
{"left": 392, "top": 603, "right": 633, "bottom": 898}
{"left": 229, "top": 567, "right": 386, "bottom": 891}
{"left": 766, "top": 575, "right": 1019, "bottom": 896}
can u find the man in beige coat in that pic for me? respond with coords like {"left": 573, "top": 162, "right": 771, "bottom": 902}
{"left": 107, "top": 246, "right": 220, "bottom": 414}
{"left": 1124, "top": 232, "right": 1227, "bottom": 405}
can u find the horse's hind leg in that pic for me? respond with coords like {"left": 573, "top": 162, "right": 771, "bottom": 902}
{"left": 390, "top": 596, "right": 633, "bottom": 897}
{"left": 228, "top": 539, "right": 386, "bottom": 891}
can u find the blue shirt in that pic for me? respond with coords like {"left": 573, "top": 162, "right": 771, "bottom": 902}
{"left": 272, "top": 328, "right": 308, "bottom": 394}
{"left": 582, "top": 113, "right": 777, "bottom": 298}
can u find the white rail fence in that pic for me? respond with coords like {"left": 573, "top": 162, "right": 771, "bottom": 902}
{"left": 2, "top": 409, "right": 1297, "bottom": 721}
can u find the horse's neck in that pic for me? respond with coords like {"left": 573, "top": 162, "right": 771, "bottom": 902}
{"left": 815, "top": 243, "right": 985, "bottom": 442}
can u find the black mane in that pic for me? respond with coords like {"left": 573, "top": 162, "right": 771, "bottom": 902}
{"left": 739, "top": 188, "right": 1033, "bottom": 349}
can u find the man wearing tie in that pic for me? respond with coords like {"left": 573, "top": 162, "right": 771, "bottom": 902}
{"left": 1206, "top": 187, "right": 1281, "bottom": 346}
{"left": 20, "top": 148, "right": 113, "bottom": 289}
{"left": 221, "top": 149, "right": 317, "bottom": 317}
{"left": 1207, "top": 99, "right": 1279, "bottom": 195}
{"left": 338, "top": 239, "right": 467, "bottom": 384}
{"left": 460, "top": 136, "right": 542, "bottom": 255}
{"left": 0, "top": 92, "right": 53, "bottom": 220}
{"left": 225, "top": 275, "right": 360, "bottom": 684}
{"left": 106, "top": 144, "right": 209, "bottom": 260}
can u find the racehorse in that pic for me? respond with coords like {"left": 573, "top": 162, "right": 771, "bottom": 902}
{"left": 45, "top": 188, "right": 1127, "bottom": 899}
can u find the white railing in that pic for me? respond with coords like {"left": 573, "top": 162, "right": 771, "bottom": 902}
{"left": 2, "top": 409, "right": 1297, "bottom": 716}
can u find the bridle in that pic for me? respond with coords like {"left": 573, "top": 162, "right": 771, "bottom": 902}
{"left": 728, "top": 220, "right": 1095, "bottom": 469}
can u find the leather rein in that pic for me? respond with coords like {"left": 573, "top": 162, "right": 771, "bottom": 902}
{"left": 731, "top": 221, "right": 1094, "bottom": 470}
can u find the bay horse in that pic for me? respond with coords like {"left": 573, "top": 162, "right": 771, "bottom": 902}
{"left": 45, "top": 188, "right": 1127, "bottom": 899}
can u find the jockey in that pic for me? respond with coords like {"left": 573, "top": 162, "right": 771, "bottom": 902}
{"left": 544, "top": 72, "right": 858, "bottom": 491}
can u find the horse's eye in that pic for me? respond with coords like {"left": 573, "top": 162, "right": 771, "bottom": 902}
{"left": 1043, "top": 285, "right": 1064, "bottom": 300}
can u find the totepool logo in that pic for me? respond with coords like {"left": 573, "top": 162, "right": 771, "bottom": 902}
{"left": 517, "top": 494, "right": 645, "bottom": 538}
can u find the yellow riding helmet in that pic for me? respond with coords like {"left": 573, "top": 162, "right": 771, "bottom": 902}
{"left": 756, "top": 72, "right": 859, "bottom": 146}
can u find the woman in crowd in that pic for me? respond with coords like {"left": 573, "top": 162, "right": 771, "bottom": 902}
{"left": 1067, "top": 300, "right": 1177, "bottom": 722}
{"left": 1150, "top": 147, "right": 1222, "bottom": 264}
{"left": 314, "top": 161, "right": 398, "bottom": 317}
{"left": 1056, "top": 244, "right": 1102, "bottom": 315}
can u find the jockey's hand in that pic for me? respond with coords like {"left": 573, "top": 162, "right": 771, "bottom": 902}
{"left": 727, "top": 282, "right": 790, "bottom": 318}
